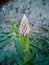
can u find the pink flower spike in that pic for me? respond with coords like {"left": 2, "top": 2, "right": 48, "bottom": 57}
{"left": 19, "top": 14, "right": 30, "bottom": 36}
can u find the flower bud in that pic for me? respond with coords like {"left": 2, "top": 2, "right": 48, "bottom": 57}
{"left": 19, "top": 14, "right": 30, "bottom": 36}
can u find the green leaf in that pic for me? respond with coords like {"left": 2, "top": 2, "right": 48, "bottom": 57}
{"left": 19, "top": 34, "right": 29, "bottom": 52}
{"left": 0, "top": 37, "right": 13, "bottom": 48}
{"left": 23, "top": 51, "right": 32, "bottom": 64}
{"left": 0, "top": 33, "right": 13, "bottom": 42}
{"left": 0, "top": 34, "right": 6, "bottom": 37}
{"left": 0, "top": 50, "right": 12, "bottom": 62}
{"left": 13, "top": 36, "right": 24, "bottom": 61}
{"left": 7, "top": 7, "right": 16, "bottom": 34}
{"left": 0, "top": 50, "right": 6, "bottom": 62}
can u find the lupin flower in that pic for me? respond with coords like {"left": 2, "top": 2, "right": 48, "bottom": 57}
{"left": 19, "top": 14, "right": 30, "bottom": 36}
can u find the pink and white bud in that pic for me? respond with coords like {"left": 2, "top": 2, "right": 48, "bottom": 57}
{"left": 19, "top": 14, "right": 30, "bottom": 36}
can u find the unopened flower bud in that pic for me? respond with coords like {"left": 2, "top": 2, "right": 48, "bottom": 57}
{"left": 19, "top": 14, "right": 30, "bottom": 36}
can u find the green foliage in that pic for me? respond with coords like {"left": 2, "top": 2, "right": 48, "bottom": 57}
{"left": 0, "top": 33, "right": 12, "bottom": 42}
{"left": 0, "top": 33, "right": 13, "bottom": 48}
{"left": 0, "top": 32, "right": 49, "bottom": 65}
{"left": 7, "top": 7, "right": 17, "bottom": 34}
{"left": 29, "top": 33, "right": 49, "bottom": 65}
{"left": 30, "top": 33, "right": 49, "bottom": 50}
{"left": 41, "top": 26, "right": 49, "bottom": 32}
{"left": 19, "top": 34, "right": 29, "bottom": 52}
{"left": 0, "top": 49, "right": 12, "bottom": 63}
{"left": 0, "top": 7, "right": 49, "bottom": 65}
{"left": 13, "top": 36, "right": 24, "bottom": 61}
